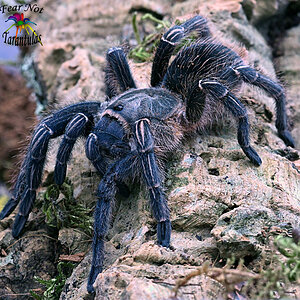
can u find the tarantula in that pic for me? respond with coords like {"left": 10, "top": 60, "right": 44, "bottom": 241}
{"left": 0, "top": 16, "right": 294, "bottom": 293}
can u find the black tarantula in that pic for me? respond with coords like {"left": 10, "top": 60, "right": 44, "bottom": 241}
{"left": 0, "top": 16, "right": 294, "bottom": 293}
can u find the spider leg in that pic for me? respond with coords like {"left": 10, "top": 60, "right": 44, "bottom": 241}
{"left": 11, "top": 123, "right": 53, "bottom": 237}
{"left": 198, "top": 79, "right": 262, "bottom": 166}
{"left": 86, "top": 133, "right": 108, "bottom": 176}
{"left": 87, "top": 154, "right": 136, "bottom": 293}
{"left": 0, "top": 159, "right": 28, "bottom": 221}
{"left": 105, "top": 47, "right": 136, "bottom": 99}
{"left": 151, "top": 15, "right": 211, "bottom": 87}
{"left": 86, "top": 129, "right": 130, "bottom": 198}
{"left": 54, "top": 113, "right": 89, "bottom": 185}
{"left": 133, "top": 119, "right": 171, "bottom": 247}
{"left": 0, "top": 102, "right": 103, "bottom": 237}
{"left": 231, "top": 66, "right": 295, "bottom": 147}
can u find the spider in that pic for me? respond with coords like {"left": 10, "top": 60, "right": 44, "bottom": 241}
{"left": 5, "top": 12, "right": 43, "bottom": 46}
{"left": 0, "top": 15, "right": 294, "bottom": 293}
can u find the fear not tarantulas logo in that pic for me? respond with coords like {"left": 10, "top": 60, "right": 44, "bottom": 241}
{"left": 1, "top": 3, "right": 44, "bottom": 47}
{"left": 3, "top": 12, "right": 43, "bottom": 46}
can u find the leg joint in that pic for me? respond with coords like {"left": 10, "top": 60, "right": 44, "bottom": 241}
{"left": 134, "top": 119, "right": 153, "bottom": 151}
{"left": 230, "top": 66, "right": 241, "bottom": 76}
{"left": 42, "top": 123, "right": 54, "bottom": 136}
{"left": 199, "top": 80, "right": 228, "bottom": 99}
{"left": 162, "top": 26, "right": 184, "bottom": 44}
{"left": 236, "top": 66, "right": 259, "bottom": 83}
{"left": 107, "top": 47, "right": 123, "bottom": 55}
{"left": 77, "top": 112, "right": 89, "bottom": 122}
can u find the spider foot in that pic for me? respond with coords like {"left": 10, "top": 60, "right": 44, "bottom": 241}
{"left": 157, "top": 220, "right": 171, "bottom": 247}
{"left": 0, "top": 197, "right": 18, "bottom": 220}
{"left": 278, "top": 130, "right": 295, "bottom": 148}
{"left": 12, "top": 214, "right": 29, "bottom": 238}
{"left": 87, "top": 264, "right": 103, "bottom": 294}
{"left": 242, "top": 146, "right": 262, "bottom": 166}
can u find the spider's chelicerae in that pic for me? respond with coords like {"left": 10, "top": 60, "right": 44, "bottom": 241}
{"left": 0, "top": 16, "right": 295, "bottom": 293}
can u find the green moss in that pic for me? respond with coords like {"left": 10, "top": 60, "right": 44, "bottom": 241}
{"left": 41, "top": 175, "right": 94, "bottom": 237}
{"left": 129, "top": 13, "right": 198, "bottom": 63}
{"left": 275, "top": 235, "right": 300, "bottom": 282}
{"left": 129, "top": 12, "right": 170, "bottom": 63}
{"left": 30, "top": 262, "right": 74, "bottom": 300}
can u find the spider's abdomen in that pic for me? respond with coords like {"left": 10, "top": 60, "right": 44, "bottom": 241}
{"left": 163, "top": 40, "right": 244, "bottom": 96}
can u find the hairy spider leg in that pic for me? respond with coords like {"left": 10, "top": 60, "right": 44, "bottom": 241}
{"left": 86, "top": 133, "right": 108, "bottom": 176}
{"left": 86, "top": 117, "right": 131, "bottom": 197}
{"left": 12, "top": 122, "right": 52, "bottom": 237}
{"left": 54, "top": 113, "right": 89, "bottom": 185}
{"left": 0, "top": 157, "right": 28, "bottom": 222}
{"left": 134, "top": 119, "right": 171, "bottom": 246}
{"left": 227, "top": 66, "right": 295, "bottom": 148}
{"left": 105, "top": 47, "right": 136, "bottom": 98}
{"left": 151, "top": 15, "right": 211, "bottom": 87}
{"left": 86, "top": 118, "right": 171, "bottom": 294}
{"left": 198, "top": 79, "right": 262, "bottom": 166}
{"left": 87, "top": 154, "right": 136, "bottom": 293}
{"left": 0, "top": 102, "right": 103, "bottom": 237}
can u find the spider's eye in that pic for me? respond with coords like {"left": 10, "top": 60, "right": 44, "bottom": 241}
{"left": 113, "top": 104, "right": 124, "bottom": 111}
